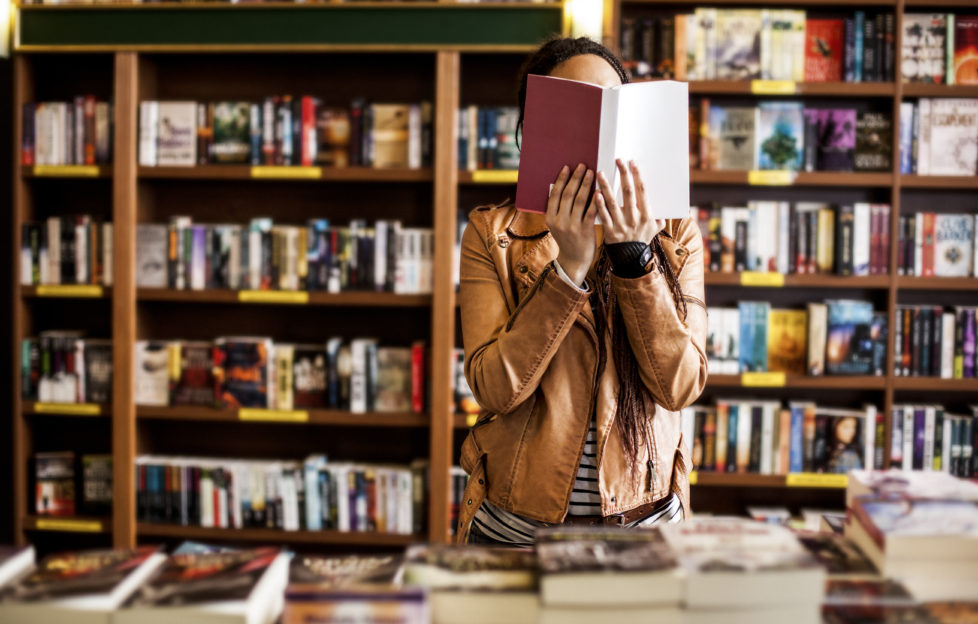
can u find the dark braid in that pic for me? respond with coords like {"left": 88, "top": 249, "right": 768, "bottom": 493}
{"left": 515, "top": 36, "right": 630, "bottom": 149}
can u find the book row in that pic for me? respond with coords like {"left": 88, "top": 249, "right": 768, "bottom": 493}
{"left": 898, "top": 98, "right": 978, "bottom": 176}
{"left": 893, "top": 305, "right": 978, "bottom": 379}
{"left": 135, "top": 337, "right": 426, "bottom": 413}
{"left": 692, "top": 202, "right": 891, "bottom": 276}
{"left": 897, "top": 213, "right": 977, "bottom": 278}
{"left": 136, "top": 218, "right": 433, "bottom": 295}
{"left": 20, "top": 332, "right": 112, "bottom": 404}
{"left": 623, "top": 9, "right": 897, "bottom": 83}
{"left": 889, "top": 405, "right": 978, "bottom": 478}
{"left": 683, "top": 401, "right": 880, "bottom": 475}
{"left": 20, "top": 99, "right": 113, "bottom": 167}
{"left": 139, "top": 99, "right": 432, "bottom": 169}
{"left": 135, "top": 455, "right": 429, "bottom": 534}
{"left": 902, "top": 13, "right": 978, "bottom": 85}
{"left": 34, "top": 451, "right": 112, "bottom": 518}
{"left": 456, "top": 106, "right": 519, "bottom": 171}
{"left": 706, "top": 300, "right": 886, "bottom": 376}
{"left": 19, "top": 217, "right": 114, "bottom": 287}
{"left": 695, "top": 100, "right": 891, "bottom": 172}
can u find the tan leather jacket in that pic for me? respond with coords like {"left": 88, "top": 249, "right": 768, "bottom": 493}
{"left": 456, "top": 203, "right": 708, "bottom": 543}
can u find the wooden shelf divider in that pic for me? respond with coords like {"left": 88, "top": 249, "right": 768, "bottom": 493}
{"left": 707, "top": 374, "right": 887, "bottom": 390}
{"left": 136, "top": 405, "right": 430, "bottom": 427}
{"left": 136, "top": 523, "right": 422, "bottom": 547}
{"left": 892, "top": 378, "right": 978, "bottom": 392}
{"left": 900, "top": 174, "right": 978, "bottom": 189}
{"left": 136, "top": 288, "right": 432, "bottom": 307}
{"left": 137, "top": 165, "right": 433, "bottom": 183}
{"left": 690, "top": 170, "right": 894, "bottom": 187}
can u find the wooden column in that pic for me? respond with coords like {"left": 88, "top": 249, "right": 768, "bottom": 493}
{"left": 112, "top": 52, "right": 138, "bottom": 548}
{"left": 429, "top": 50, "right": 460, "bottom": 544}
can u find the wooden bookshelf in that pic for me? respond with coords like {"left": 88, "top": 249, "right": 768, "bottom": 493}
{"left": 891, "top": 378, "right": 978, "bottom": 392}
{"left": 678, "top": 80, "right": 895, "bottom": 97}
{"left": 690, "top": 170, "right": 894, "bottom": 187}
{"left": 137, "top": 165, "right": 433, "bottom": 183}
{"left": 704, "top": 273, "right": 891, "bottom": 289}
{"left": 895, "top": 277, "right": 978, "bottom": 291}
{"left": 137, "top": 288, "right": 432, "bottom": 307}
{"left": 900, "top": 175, "right": 978, "bottom": 189}
{"left": 901, "top": 84, "right": 978, "bottom": 98}
{"left": 136, "top": 405, "right": 431, "bottom": 427}
{"left": 136, "top": 523, "right": 422, "bottom": 547}
{"left": 23, "top": 515, "right": 112, "bottom": 534}
{"left": 690, "top": 473, "right": 848, "bottom": 489}
{"left": 706, "top": 374, "right": 887, "bottom": 390}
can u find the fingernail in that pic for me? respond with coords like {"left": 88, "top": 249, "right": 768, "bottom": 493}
{"left": 561, "top": 165, "right": 569, "bottom": 173}
{"left": 577, "top": 163, "right": 585, "bottom": 171}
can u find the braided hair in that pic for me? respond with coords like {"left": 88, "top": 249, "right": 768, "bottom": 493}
{"left": 516, "top": 37, "right": 688, "bottom": 474}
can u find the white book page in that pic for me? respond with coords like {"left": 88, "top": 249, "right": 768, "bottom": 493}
{"left": 609, "top": 81, "right": 690, "bottom": 220}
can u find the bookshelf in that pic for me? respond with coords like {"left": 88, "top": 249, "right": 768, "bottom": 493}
{"left": 10, "top": 0, "right": 978, "bottom": 553}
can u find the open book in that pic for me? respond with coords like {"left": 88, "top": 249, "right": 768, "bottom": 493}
{"left": 515, "top": 74, "right": 689, "bottom": 220}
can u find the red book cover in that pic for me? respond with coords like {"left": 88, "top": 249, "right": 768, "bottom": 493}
{"left": 804, "top": 19, "right": 845, "bottom": 82}
{"left": 954, "top": 16, "right": 978, "bottom": 85}
{"left": 301, "top": 96, "right": 316, "bottom": 167}
{"left": 411, "top": 341, "right": 425, "bottom": 414}
{"left": 922, "top": 212, "right": 936, "bottom": 277}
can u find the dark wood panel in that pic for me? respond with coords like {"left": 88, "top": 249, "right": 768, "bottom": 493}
{"left": 137, "top": 405, "right": 430, "bottom": 428}
{"left": 137, "top": 289, "right": 431, "bottom": 307}
{"left": 897, "top": 277, "right": 978, "bottom": 291}
{"left": 901, "top": 85, "right": 978, "bottom": 98}
{"left": 705, "top": 274, "right": 891, "bottom": 289}
{"left": 460, "top": 52, "right": 525, "bottom": 107}
{"left": 892, "top": 378, "right": 978, "bottom": 392}
{"left": 23, "top": 54, "right": 115, "bottom": 102}
{"left": 138, "top": 166, "right": 432, "bottom": 183}
{"left": 137, "top": 523, "right": 422, "bottom": 547}
{"left": 707, "top": 374, "right": 887, "bottom": 390}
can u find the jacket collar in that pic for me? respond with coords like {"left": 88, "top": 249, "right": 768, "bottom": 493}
{"left": 506, "top": 209, "right": 549, "bottom": 239}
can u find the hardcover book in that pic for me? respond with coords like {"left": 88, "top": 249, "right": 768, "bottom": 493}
{"left": 0, "top": 546, "right": 34, "bottom": 590}
{"left": 825, "top": 300, "right": 875, "bottom": 375}
{"left": 515, "top": 74, "right": 689, "bottom": 219}
{"left": 823, "top": 579, "right": 915, "bottom": 607}
{"left": 156, "top": 101, "right": 197, "bottom": 167}
{"left": 136, "top": 224, "right": 168, "bottom": 288}
{"left": 403, "top": 545, "right": 537, "bottom": 590}
{"left": 292, "top": 344, "right": 327, "bottom": 409}
{"left": 715, "top": 10, "right": 762, "bottom": 80}
{"left": 953, "top": 16, "right": 978, "bottom": 85}
{"left": 902, "top": 14, "right": 947, "bottom": 83}
{"left": 709, "top": 107, "right": 756, "bottom": 170}
{"left": 83, "top": 339, "right": 112, "bottom": 405}
{"left": 169, "top": 341, "right": 215, "bottom": 407}
{"left": 854, "top": 112, "right": 893, "bottom": 172}
{"left": 314, "top": 107, "right": 351, "bottom": 168}
{"left": 289, "top": 554, "right": 405, "bottom": 588}
{"left": 375, "top": 347, "right": 412, "bottom": 413}
{"left": 370, "top": 104, "right": 410, "bottom": 169}
{"left": 211, "top": 102, "right": 251, "bottom": 164}
{"left": 928, "top": 98, "right": 978, "bottom": 175}
{"left": 81, "top": 454, "right": 112, "bottom": 515}
{"left": 804, "top": 19, "right": 845, "bottom": 82}
{"left": 35, "top": 451, "right": 75, "bottom": 516}
{"left": 213, "top": 337, "right": 273, "bottom": 409}
{"left": 738, "top": 301, "right": 770, "bottom": 373}
{"left": 934, "top": 213, "right": 975, "bottom": 277}
{"left": 767, "top": 308, "right": 807, "bottom": 375}
{"left": 804, "top": 108, "right": 856, "bottom": 171}
{"left": 756, "top": 102, "right": 804, "bottom": 170}
{"left": 135, "top": 340, "right": 170, "bottom": 406}
{"left": 795, "top": 533, "right": 877, "bottom": 580}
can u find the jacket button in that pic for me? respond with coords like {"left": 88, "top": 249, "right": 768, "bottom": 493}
{"left": 498, "top": 238, "right": 510, "bottom": 248}
{"left": 518, "top": 265, "right": 528, "bottom": 273}
{"left": 675, "top": 248, "right": 685, "bottom": 256}
{"left": 478, "top": 479, "right": 484, "bottom": 485}
{"left": 467, "top": 499, "right": 473, "bottom": 505}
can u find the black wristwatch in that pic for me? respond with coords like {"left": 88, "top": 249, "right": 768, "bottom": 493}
{"left": 607, "top": 242, "right": 653, "bottom": 278}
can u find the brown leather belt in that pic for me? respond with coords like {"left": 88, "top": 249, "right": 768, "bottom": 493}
{"left": 562, "top": 499, "right": 664, "bottom": 527}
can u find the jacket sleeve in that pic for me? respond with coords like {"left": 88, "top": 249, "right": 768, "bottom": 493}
{"left": 611, "top": 217, "right": 708, "bottom": 412}
{"left": 459, "top": 216, "right": 590, "bottom": 415}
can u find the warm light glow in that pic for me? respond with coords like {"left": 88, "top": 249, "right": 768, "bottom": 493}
{"left": 0, "top": 0, "right": 10, "bottom": 58}
{"left": 566, "top": 0, "right": 602, "bottom": 41}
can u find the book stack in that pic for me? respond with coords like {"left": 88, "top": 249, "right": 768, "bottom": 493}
{"left": 697, "top": 103, "right": 892, "bottom": 172}
{"left": 21, "top": 333, "right": 112, "bottom": 404}
{"left": 35, "top": 451, "right": 113, "bottom": 518}
{"left": 137, "top": 218, "right": 433, "bottom": 295}
{"left": 134, "top": 337, "right": 426, "bottom": 414}
{"left": 139, "top": 99, "right": 432, "bottom": 168}
{"left": 844, "top": 470, "right": 978, "bottom": 602}
{"left": 898, "top": 99, "right": 978, "bottom": 175}
{"left": 682, "top": 401, "right": 880, "bottom": 476}
{"left": 21, "top": 98, "right": 113, "bottom": 166}
{"left": 456, "top": 105, "right": 519, "bottom": 171}
{"left": 536, "top": 527, "right": 683, "bottom": 624}
{"left": 888, "top": 405, "right": 977, "bottom": 476}
{"left": 706, "top": 300, "right": 886, "bottom": 377}
{"left": 621, "top": 9, "right": 896, "bottom": 83}
{"left": 896, "top": 213, "right": 976, "bottom": 277}
{"left": 893, "top": 306, "right": 978, "bottom": 378}
{"left": 661, "top": 517, "right": 826, "bottom": 624}
{"left": 135, "top": 455, "right": 427, "bottom": 535}
{"left": 693, "top": 202, "right": 891, "bottom": 276}
{"left": 403, "top": 544, "right": 539, "bottom": 624}
{"left": 902, "top": 14, "right": 978, "bottom": 85}
{"left": 20, "top": 218, "right": 113, "bottom": 286}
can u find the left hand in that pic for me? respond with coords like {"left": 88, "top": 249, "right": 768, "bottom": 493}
{"left": 595, "top": 158, "right": 667, "bottom": 245}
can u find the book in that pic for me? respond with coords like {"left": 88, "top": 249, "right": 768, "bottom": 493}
{"left": 953, "top": 16, "right": 978, "bottom": 85}
{"left": 211, "top": 102, "right": 251, "bottom": 164}
{"left": 34, "top": 451, "right": 75, "bottom": 516}
{"left": 213, "top": 337, "right": 273, "bottom": 409}
{"left": 767, "top": 308, "right": 807, "bottom": 375}
{"left": 1, "top": 547, "right": 166, "bottom": 624}
{"left": 156, "top": 101, "right": 197, "bottom": 166}
{"left": 825, "top": 300, "right": 875, "bottom": 375}
{"left": 289, "top": 554, "right": 405, "bottom": 588}
{"left": 314, "top": 107, "right": 351, "bottom": 168}
{"left": 928, "top": 98, "right": 978, "bottom": 175}
{"left": 854, "top": 112, "right": 892, "bottom": 172}
{"left": 535, "top": 526, "right": 681, "bottom": 607}
{"left": 136, "top": 224, "right": 168, "bottom": 288}
{"left": 0, "top": 546, "right": 34, "bottom": 590}
{"left": 374, "top": 347, "right": 412, "bottom": 413}
{"left": 292, "top": 344, "right": 327, "bottom": 409}
{"left": 804, "top": 19, "right": 845, "bottom": 81}
{"left": 81, "top": 454, "right": 112, "bottom": 516}
{"left": 823, "top": 579, "right": 916, "bottom": 608}
{"left": 168, "top": 341, "right": 215, "bottom": 407}
{"left": 370, "top": 104, "right": 410, "bottom": 169}
{"left": 738, "top": 301, "right": 770, "bottom": 373}
{"left": 756, "top": 101, "right": 804, "bottom": 170}
{"left": 709, "top": 107, "right": 756, "bottom": 170}
{"left": 715, "top": 10, "right": 762, "bottom": 80}
{"left": 902, "top": 14, "right": 947, "bottom": 83}
{"left": 515, "top": 74, "right": 689, "bottom": 219}
{"left": 805, "top": 108, "right": 856, "bottom": 171}
{"left": 118, "top": 548, "right": 290, "bottom": 624}
{"left": 846, "top": 468, "right": 978, "bottom": 507}
{"left": 795, "top": 533, "right": 877, "bottom": 580}
{"left": 135, "top": 341, "right": 171, "bottom": 406}
{"left": 934, "top": 214, "right": 975, "bottom": 277}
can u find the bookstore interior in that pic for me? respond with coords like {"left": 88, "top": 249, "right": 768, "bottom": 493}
{"left": 4, "top": 0, "right": 978, "bottom": 622}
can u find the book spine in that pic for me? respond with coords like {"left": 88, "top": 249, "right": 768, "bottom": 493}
{"left": 890, "top": 406, "right": 903, "bottom": 467}
{"left": 139, "top": 101, "right": 158, "bottom": 167}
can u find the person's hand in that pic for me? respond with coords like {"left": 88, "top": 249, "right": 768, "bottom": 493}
{"left": 596, "top": 159, "right": 666, "bottom": 245}
{"left": 547, "top": 163, "right": 598, "bottom": 286}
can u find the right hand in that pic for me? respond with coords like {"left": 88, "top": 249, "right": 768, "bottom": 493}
{"left": 546, "top": 163, "right": 598, "bottom": 286}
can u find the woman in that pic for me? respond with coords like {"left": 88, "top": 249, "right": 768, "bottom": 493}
{"left": 457, "top": 37, "right": 708, "bottom": 546}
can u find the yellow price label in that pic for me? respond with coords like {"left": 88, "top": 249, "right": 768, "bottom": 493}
{"left": 250, "top": 166, "right": 322, "bottom": 180}
{"left": 741, "top": 372, "right": 787, "bottom": 387}
{"left": 750, "top": 80, "right": 797, "bottom": 95}
{"left": 471, "top": 170, "right": 519, "bottom": 184}
{"left": 35, "top": 284, "right": 104, "bottom": 298}
{"left": 238, "top": 408, "right": 309, "bottom": 423}
{"left": 238, "top": 290, "right": 309, "bottom": 304}
{"left": 689, "top": 471, "right": 698, "bottom": 485}
{"left": 466, "top": 413, "right": 478, "bottom": 427}
{"left": 748, "top": 170, "right": 796, "bottom": 186}
{"left": 739, "top": 272, "right": 785, "bottom": 287}
{"left": 33, "top": 165, "right": 101, "bottom": 177}
{"left": 33, "top": 403, "right": 102, "bottom": 416}
{"left": 34, "top": 518, "right": 104, "bottom": 533}
{"left": 786, "top": 473, "right": 848, "bottom": 488}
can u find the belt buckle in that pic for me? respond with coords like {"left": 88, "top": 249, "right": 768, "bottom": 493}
{"left": 603, "top": 513, "right": 627, "bottom": 527}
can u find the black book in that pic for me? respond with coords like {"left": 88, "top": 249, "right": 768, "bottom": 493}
{"left": 656, "top": 17, "right": 675, "bottom": 79}
{"left": 844, "top": 18, "right": 856, "bottom": 82}
{"left": 749, "top": 405, "right": 763, "bottom": 473}
{"left": 874, "top": 13, "right": 885, "bottom": 82}
{"left": 835, "top": 204, "right": 855, "bottom": 276}
{"left": 812, "top": 412, "right": 830, "bottom": 472}
{"left": 910, "top": 307, "right": 921, "bottom": 376}
{"left": 788, "top": 205, "right": 798, "bottom": 274}
{"left": 734, "top": 219, "right": 748, "bottom": 272}
{"left": 883, "top": 13, "right": 895, "bottom": 81}
{"left": 933, "top": 409, "right": 944, "bottom": 471}
{"left": 905, "top": 211, "right": 915, "bottom": 275}
{"left": 862, "top": 16, "right": 877, "bottom": 82}
{"left": 638, "top": 18, "right": 655, "bottom": 78}
{"left": 726, "top": 403, "right": 739, "bottom": 474}
{"left": 896, "top": 215, "right": 906, "bottom": 275}
{"left": 920, "top": 307, "right": 932, "bottom": 377}
{"left": 708, "top": 205, "right": 722, "bottom": 273}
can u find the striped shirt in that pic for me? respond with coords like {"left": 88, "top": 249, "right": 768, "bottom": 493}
{"left": 471, "top": 419, "right": 683, "bottom": 546}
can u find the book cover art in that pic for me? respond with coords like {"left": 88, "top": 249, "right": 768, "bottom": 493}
{"left": 156, "top": 101, "right": 197, "bottom": 166}
{"left": 371, "top": 104, "right": 410, "bottom": 169}
{"left": 289, "top": 554, "right": 404, "bottom": 588}
{"left": 35, "top": 451, "right": 75, "bottom": 516}
{"left": 805, "top": 108, "right": 856, "bottom": 171}
{"left": 767, "top": 308, "right": 807, "bottom": 375}
{"left": 825, "top": 300, "right": 875, "bottom": 375}
{"left": 815, "top": 411, "right": 865, "bottom": 473}
{"left": 403, "top": 545, "right": 537, "bottom": 590}
{"left": 136, "top": 224, "right": 167, "bottom": 288}
{"left": 375, "top": 347, "right": 412, "bottom": 413}
{"left": 796, "top": 533, "right": 877, "bottom": 579}
{"left": 715, "top": 10, "right": 762, "bottom": 80}
{"left": 3, "top": 547, "right": 159, "bottom": 602}
{"left": 126, "top": 548, "right": 281, "bottom": 607}
{"left": 81, "top": 454, "right": 112, "bottom": 515}
{"left": 954, "top": 17, "right": 978, "bottom": 85}
{"left": 315, "top": 107, "right": 351, "bottom": 168}
{"left": 169, "top": 341, "right": 215, "bottom": 407}
{"left": 854, "top": 112, "right": 893, "bottom": 172}
{"left": 934, "top": 214, "right": 975, "bottom": 277}
{"left": 293, "top": 344, "right": 327, "bottom": 409}
{"left": 854, "top": 497, "right": 978, "bottom": 541}
{"left": 925, "top": 602, "right": 978, "bottom": 623}
{"left": 902, "top": 14, "right": 947, "bottom": 83}
{"left": 709, "top": 107, "right": 756, "bottom": 170}
{"left": 211, "top": 102, "right": 251, "bottom": 164}
{"left": 824, "top": 605, "right": 938, "bottom": 624}
{"left": 535, "top": 526, "right": 678, "bottom": 574}
{"left": 738, "top": 301, "right": 770, "bottom": 373}
{"left": 83, "top": 339, "right": 112, "bottom": 404}
{"left": 213, "top": 337, "right": 272, "bottom": 408}
{"left": 494, "top": 107, "right": 520, "bottom": 170}
{"left": 135, "top": 340, "right": 170, "bottom": 406}
{"left": 928, "top": 98, "right": 978, "bottom": 175}
{"left": 756, "top": 102, "right": 804, "bottom": 170}
{"left": 824, "top": 579, "right": 915, "bottom": 606}
{"left": 805, "top": 19, "right": 845, "bottom": 81}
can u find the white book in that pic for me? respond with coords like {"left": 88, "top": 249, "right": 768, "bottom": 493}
{"left": 776, "top": 201, "right": 790, "bottom": 274}
{"left": 408, "top": 104, "right": 422, "bottom": 169}
{"left": 333, "top": 464, "right": 351, "bottom": 532}
{"left": 924, "top": 405, "right": 936, "bottom": 471}
{"left": 139, "top": 101, "right": 159, "bottom": 167}
{"left": 943, "top": 415, "right": 953, "bottom": 474}
{"left": 929, "top": 98, "right": 978, "bottom": 175}
{"left": 350, "top": 338, "right": 378, "bottom": 413}
{"left": 760, "top": 9, "right": 773, "bottom": 79}
{"left": 852, "top": 203, "right": 871, "bottom": 276}
{"left": 941, "top": 312, "right": 955, "bottom": 378}
{"left": 917, "top": 98, "right": 931, "bottom": 175}
{"left": 902, "top": 405, "right": 914, "bottom": 471}
{"left": 0, "top": 545, "right": 34, "bottom": 589}
{"left": 101, "top": 222, "right": 113, "bottom": 286}
{"left": 75, "top": 221, "right": 88, "bottom": 284}
{"left": 374, "top": 220, "right": 388, "bottom": 291}
{"left": 156, "top": 101, "right": 197, "bottom": 166}
{"left": 134, "top": 341, "right": 169, "bottom": 406}
{"left": 760, "top": 401, "right": 776, "bottom": 475}
{"left": 934, "top": 214, "right": 974, "bottom": 277}
{"left": 863, "top": 404, "right": 877, "bottom": 471}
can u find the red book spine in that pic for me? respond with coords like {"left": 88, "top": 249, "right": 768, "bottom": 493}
{"left": 84, "top": 96, "right": 96, "bottom": 166}
{"left": 954, "top": 17, "right": 978, "bottom": 85}
{"left": 301, "top": 96, "right": 315, "bottom": 167}
{"left": 411, "top": 342, "right": 425, "bottom": 414}
{"left": 922, "top": 212, "right": 935, "bottom": 277}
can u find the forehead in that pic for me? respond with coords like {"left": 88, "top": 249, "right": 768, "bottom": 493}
{"left": 548, "top": 54, "right": 622, "bottom": 88}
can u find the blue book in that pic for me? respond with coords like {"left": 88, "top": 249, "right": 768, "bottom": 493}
{"left": 825, "top": 299, "right": 874, "bottom": 375}
{"left": 726, "top": 403, "right": 738, "bottom": 473}
{"left": 844, "top": 18, "right": 856, "bottom": 82}
{"left": 738, "top": 301, "right": 770, "bottom": 372}
{"left": 898, "top": 102, "right": 915, "bottom": 174}
{"left": 854, "top": 12, "right": 865, "bottom": 82}
{"left": 756, "top": 102, "right": 805, "bottom": 171}
{"left": 789, "top": 402, "right": 805, "bottom": 473}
